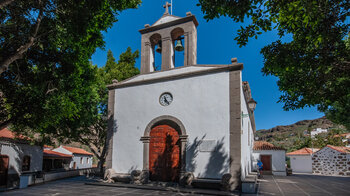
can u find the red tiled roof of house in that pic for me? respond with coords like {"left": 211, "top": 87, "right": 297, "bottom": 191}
{"left": 334, "top": 133, "right": 350, "bottom": 138}
{"left": 0, "top": 127, "right": 27, "bottom": 140}
{"left": 253, "top": 141, "right": 285, "bottom": 151}
{"left": 286, "top": 147, "right": 319, "bottom": 156}
{"left": 43, "top": 145, "right": 53, "bottom": 149}
{"left": 43, "top": 149, "right": 73, "bottom": 158}
{"left": 326, "top": 145, "right": 350, "bottom": 154}
{"left": 62, "top": 146, "right": 93, "bottom": 156}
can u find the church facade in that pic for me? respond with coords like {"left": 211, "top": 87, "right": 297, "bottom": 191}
{"left": 106, "top": 6, "right": 256, "bottom": 190}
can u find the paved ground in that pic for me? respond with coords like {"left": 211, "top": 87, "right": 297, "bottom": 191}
{"left": 2, "top": 174, "right": 350, "bottom": 196}
{"left": 253, "top": 174, "right": 350, "bottom": 196}
{"left": 2, "top": 176, "right": 206, "bottom": 196}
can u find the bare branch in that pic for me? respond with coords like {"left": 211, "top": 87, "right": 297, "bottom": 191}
{"left": 46, "top": 88, "right": 58, "bottom": 95}
{"left": 0, "top": 1, "right": 43, "bottom": 74}
{"left": 0, "top": 0, "right": 15, "bottom": 9}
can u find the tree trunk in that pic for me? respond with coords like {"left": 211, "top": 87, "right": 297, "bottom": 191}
{"left": 98, "top": 158, "right": 105, "bottom": 175}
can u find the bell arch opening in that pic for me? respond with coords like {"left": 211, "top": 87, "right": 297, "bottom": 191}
{"left": 149, "top": 33, "right": 162, "bottom": 71}
{"left": 171, "top": 28, "right": 185, "bottom": 68}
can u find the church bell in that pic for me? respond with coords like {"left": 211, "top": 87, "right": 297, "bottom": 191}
{"left": 156, "top": 41, "right": 162, "bottom": 53}
{"left": 175, "top": 39, "right": 184, "bottom": 52}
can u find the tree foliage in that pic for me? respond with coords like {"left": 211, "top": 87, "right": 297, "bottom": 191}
{"left": 76, "top": 48, "right": 139, "bottom": 172}
{"left": 198, "top": 0, "right": 350, "bottom": 128}
{"left": 0, "top": 0, "right": 140, "bottom": 135}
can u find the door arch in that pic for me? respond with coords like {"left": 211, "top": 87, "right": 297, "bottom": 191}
{"left": 140, "top": 115, "right": 188, "bottom": 182}
{"left": 149, "top": 125, "right": 180, "bottom": 181}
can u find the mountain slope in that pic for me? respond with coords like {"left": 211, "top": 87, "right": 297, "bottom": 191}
{"left": 256, "top": 116, "right": 345, "bottom": 151}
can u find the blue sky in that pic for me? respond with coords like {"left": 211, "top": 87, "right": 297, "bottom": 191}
{"left": 91, "top": 0, "right": 324, "bottom": 130}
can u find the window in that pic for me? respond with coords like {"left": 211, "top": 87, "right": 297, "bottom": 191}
{"left": 80, "top": 157, "right": 83, "bottom": 164}
{"left": 22, "top": 156, "right": 31, "bottom": 171}
{"left": 86, "top": 157, "right": 89, "bottom": 164}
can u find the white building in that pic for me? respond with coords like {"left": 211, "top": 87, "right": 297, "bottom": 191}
{"left": 311, "top": 128, "right": 328, "bottom": 138}
{"left": 0, "top": 128, "right": 43, "bottom": 187}
{"left": 312, "top": 145, "right": 350, "bottom": 176}
{"left": 105, "top": 6, "right": 257, "bottom": 190}
{"left": 52, "top": 146, "right": 93, "bottom": 169}
{"left": 252, "top": 141, "right": 286, "bottom": 176}
{"left": 287, "top": 147, "right": 319, "bottom": 173}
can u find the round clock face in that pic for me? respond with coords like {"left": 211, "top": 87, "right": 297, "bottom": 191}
{"left": 159, "top": 92, "right": 173, "bottom": 106}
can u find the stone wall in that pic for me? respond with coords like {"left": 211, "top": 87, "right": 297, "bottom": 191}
{"left": 312, "top": 147, "right": 350, "bottom": 176}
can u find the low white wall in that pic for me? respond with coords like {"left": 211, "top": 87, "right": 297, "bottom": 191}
{"left": 26, "top": 168, "right": 99, "bottom": 185}
{"left": 289, "top": 155, "right": 312, "bottom": 173}
{"left": 253, "top": 150, "right": 286, "bottom": 176}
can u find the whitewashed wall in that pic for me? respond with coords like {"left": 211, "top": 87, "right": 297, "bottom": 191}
{"left": 69, "top": 155, "right": 93, "bottom": 169}
{"left": 253, "top": 150, "right": 286, "bottom": 176}
{"left": 240, "top": 81, "right": 254, "bottom": 180}
{"left": 289, "top": 155, "right": 312, "bottom": 173}
{"left": 113, "top": 67, "right": 231, "bottom": 179}
{"left": 53, "top": 146, "right": 92, "bottom": 169}
{"left": 0, "top": 141, "right": 43, "bottom": 175}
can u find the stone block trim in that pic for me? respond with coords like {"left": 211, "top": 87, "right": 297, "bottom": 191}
{"left": 229, "top": 70, "right": 242, "bottom": 189}
{"left": 106, "top": 89, "right": 115, "bottom": 169}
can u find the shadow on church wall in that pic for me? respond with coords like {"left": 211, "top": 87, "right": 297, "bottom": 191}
{"left": 185, "top": 135, "right": 206, "bottom": 173}
{"left": 202, "top": 137, "right": 229, "bottom": 179}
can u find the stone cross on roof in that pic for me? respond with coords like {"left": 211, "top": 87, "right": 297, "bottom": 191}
{"left": 163, "top": 1, "right": 171, "bottom": 16}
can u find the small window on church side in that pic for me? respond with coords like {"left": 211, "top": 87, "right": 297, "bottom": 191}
{"left": 22, "top": 155, "right": 31, "bottom": 171}
{"left": 80, "top": 157, "right": 83, "bottom": 164}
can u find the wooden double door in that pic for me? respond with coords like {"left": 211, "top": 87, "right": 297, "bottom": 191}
{"left": 0, "top": 155, "right": 9, "bottom": 186}
{"left": 149, "top": 125, "right": 180, "bottom": 182}
{"left": 260, "top": 155, "right": 272, "bottom": 174}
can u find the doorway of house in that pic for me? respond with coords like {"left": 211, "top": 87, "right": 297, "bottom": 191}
{"left": 0, "top": 155, "right": 9, "bottom": 186}
{"left": 260, "top": 155, "right": 272, "bottom": 174}
{"left": 149, "top": 125, "right": 180, "bottom": 182}
{"left": 73, "top": 162, "right": 76, "bottom": 169}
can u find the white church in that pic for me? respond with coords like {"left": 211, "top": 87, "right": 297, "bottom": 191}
{"left": 105, "top": 3, "right": 257, "bottom": 190}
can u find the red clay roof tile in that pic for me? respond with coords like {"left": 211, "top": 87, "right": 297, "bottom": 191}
{"left": 0, "top": 127, "right": 27, "bottom": 140}
{"left": 286, "top": 148, "right": 319, "bottom": 156}
{"left": 62, "top": 146, "right": 93, "bottom": 156}
{"left": 326, "top": 145, "right": 350, "bottom": 154}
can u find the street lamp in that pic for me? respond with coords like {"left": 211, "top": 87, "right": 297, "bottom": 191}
{"left": 248, "top": 98, "right": 257, "bottom": 112}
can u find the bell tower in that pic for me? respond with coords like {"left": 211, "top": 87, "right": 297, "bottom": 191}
{"left": 139, "top": 2, "right": 198, "bottom": 74}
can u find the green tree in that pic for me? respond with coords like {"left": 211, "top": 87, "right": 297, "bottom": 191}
{"left": 76, "top": 48, "right": 139, "bottom": 173}
{"left": 0, "top": 0, "right": 140, "bottom": 133}
{"left": 197, "top": 0, "right": 350, "bottom": 128}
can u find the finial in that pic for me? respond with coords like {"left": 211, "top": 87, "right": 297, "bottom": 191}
{"left": 186, "top": 12, "right": 192, "bottom": 16}
{"left": 112, "top": 79, "right": 118, "bottom": 84}
{"left": 231, "top": 58, "right": 238, "bottom": 64}
{"left": 144, "top": 24, "right": 150, "bottom": 28}
{"left": 163, "top": 1, "right": 171, "bottom": 16}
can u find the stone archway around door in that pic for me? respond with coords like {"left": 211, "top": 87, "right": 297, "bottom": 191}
{"left": 140, "top": 115, "right": 188, "bottom": 182}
